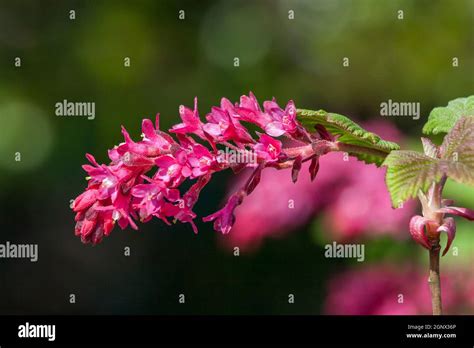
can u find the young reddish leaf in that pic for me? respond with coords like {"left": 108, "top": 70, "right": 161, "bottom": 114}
{"left": 437, "top": 217, "right": 456, "bottom": 256}
{"left": 440, "top": 116, "right": 474, "bottom": 159}
{"left": 441, "top": 199, "right": 455, "bottom": 206}
{"left": 438, "top": 116, "right": 474, "bottom": 186}
{"left": 384, "top": 121, "right": 474, "bottom": 207}
{"left": 438, "top": 206, "right": 474, "bottom": 221}
{"left": 409, "top": 215, "right": 432, "bottom": 250}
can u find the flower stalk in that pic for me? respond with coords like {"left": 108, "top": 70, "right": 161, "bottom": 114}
{"left": 419, "top": 178, "right": 445, "bottom": 315}
{"left": 428, "top": 243, "right": 442, "bottom": 315}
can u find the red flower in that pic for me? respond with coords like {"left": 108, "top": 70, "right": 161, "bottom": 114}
{"left": 203, "top": 104, "right": 254, "bottom": 144}
{"left": 263, "top": 99, "right": 298, "bottom": 137}
{"left": 131, "top": 178, "right": 180, "bottom": 223}
{"left": 203, "top": 194, "right": 243, "bottom": 234}
{"left": 170, "top": 98, "right": 205, "bottom": 138}
{"left": 234, "top": 92, "right": 273, "bottom": 129}
{"left": 154, "top": 150, "right": 191, "bottom": 186}
{"left": 253, "top": 133, "right": 282, "bottom": 162}
{"left": 118, "top": 115, "right": 172, "bottom": 158}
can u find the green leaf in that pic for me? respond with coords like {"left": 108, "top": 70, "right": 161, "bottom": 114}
{"left": 439, "top": 116, "right": 474, "bottom": 186}
{"left": 422, "top": 96, "right": 474, "bottom": 135}
{"left": 383, "top": 151, "right": 442, "bottom": 207}
{"left": 384, "top": 118, "right": 474, "bottom": 207}
{"left": 440, "top": 116, "right": 474, "bottom": 159}
{"left": 420, "top": 137, "right": 439, "bottom": 159}
{"left": 297, "top": 109, "right": 400, "bottom": 166}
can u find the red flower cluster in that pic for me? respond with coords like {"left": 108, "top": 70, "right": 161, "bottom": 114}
{"left": 72, "top": 93, "right": 330, "bottom": 244}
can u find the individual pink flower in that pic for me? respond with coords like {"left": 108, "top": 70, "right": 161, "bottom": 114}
{"left": 131, "top": 178, "right": 180, "bottom": 223}
{"left": 263, "top": 99, "right": 298, "bottom": 137}
{"left": 81, "top": 154, "right": 119, "bottom": 197}
{"left": 118, "top": 115, "right": 173, "bottom": 157}
{"left": 203, "top": 193, "right": 243, "bottom": 234}
{"left": 184, "top": 143, "right": 217, "bottom": 178}
{"left": 253, "top": 133, "right": 282, "bottom": 162}
{"left": 170, "top": 98, "right": 206, "bottom": 138}
{"left": 203, "top": 103, "right": 254, "bottom": 144}
{"left": 234, "top": 92, "right": 273, "bottom": 129}
{"left": 154, "top": 150, "right": 192, "bottom": 186}
{"left": 94, "top": 190, "right": 138, "bottom": 230}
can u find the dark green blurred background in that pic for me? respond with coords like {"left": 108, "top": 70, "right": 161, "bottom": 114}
{"left": 0, "top": 0, "right": 472, "bottom": 314}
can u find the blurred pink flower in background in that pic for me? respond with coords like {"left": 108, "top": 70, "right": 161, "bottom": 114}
{"left": 324, "top": 265, "right": 472, "bottom": 315}
{"left": 219, "top": 162, "right": 332, "bottom": 251}
{"left": 219, "top": 120, "right": 416, "bottom": 251}
{"left": 322, "top": 160, "right": 416, "bottom": 242}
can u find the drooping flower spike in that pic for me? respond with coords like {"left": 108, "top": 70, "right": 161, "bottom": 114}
{"left": 72, "top": 92, "right": 398, "bottom": 244}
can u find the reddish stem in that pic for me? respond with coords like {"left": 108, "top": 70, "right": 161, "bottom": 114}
{"left": 428, "top": 243, "right": 442, "bottom": 315}
{"left": 424, "top": 176, "right": 447, "bottom": 315}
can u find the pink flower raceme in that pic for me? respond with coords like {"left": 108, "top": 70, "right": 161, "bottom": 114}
{"left": 72, "top": 93, "right": 334, "bottom": 244}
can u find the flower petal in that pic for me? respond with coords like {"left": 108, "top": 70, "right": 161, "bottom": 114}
{"left": 264, "top": 122, "right": 286, "bottom": 137}
{"left": 73, "top": 189, "right": 98, "bottom": 212}
{"left": 202, "top": 123, "right": 222, "bottom": 137}
{"left": 141, "top": 119, "right": 157, "bottom": 140}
